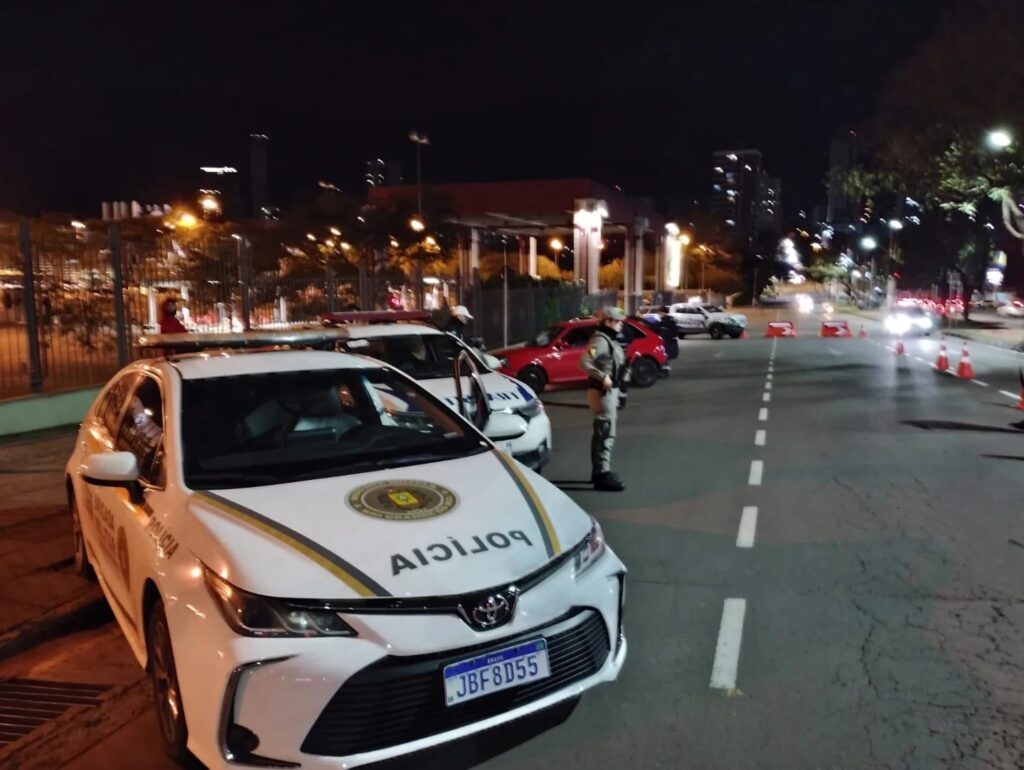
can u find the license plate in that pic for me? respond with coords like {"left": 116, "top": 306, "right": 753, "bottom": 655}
{"left": 443, "top": 639, "right": 550, "bottom": 706}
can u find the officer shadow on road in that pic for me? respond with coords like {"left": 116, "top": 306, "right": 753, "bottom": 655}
{"left": 367, "top": 698, "right": 579, "bottom": 770}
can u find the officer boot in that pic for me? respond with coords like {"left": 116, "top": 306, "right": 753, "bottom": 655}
{"left": 594, "top": 471, "right": 625, "bottom": 492}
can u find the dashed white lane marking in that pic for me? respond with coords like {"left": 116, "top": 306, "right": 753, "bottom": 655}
{"left": 766, "top": 372, "right": 773, "bottom": 380}
{"left": 736, "top": 506, "right": 758, "bottom": 548}
{"left": 765, "top": 382, "right": 772, "bottom": 391}
{"left": 710, "top": 598, "right": 747, "bottom": 690}
{"left": 762, "top": 392, "right": 771, "bottom": 402}
{"left": 748, "top": 460, "right": 764, "bottom": 486}
{"left": 758, "top": 408, "right": 768, "bottom": 421}
{"left": 754, "top": 429, "right": 766, "bottom": 446}
{"left": 827, "top": 346, "right": 844, "bottom": 355}
{"left": 1000, "top": 390, "right": 1019, "bottom": 400}
{"left": 971, "top": 379, "right": 989, "bottom": 387}
{"left": 914, "top": 356, "right": 926, "bottom": 363}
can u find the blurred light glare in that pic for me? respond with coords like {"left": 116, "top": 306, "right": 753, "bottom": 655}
{"left": 549, "top": 237, "right": 563, "bottom": 251}
{"left": 409, "top": 218, "right": 425, "bottom": 232}
{"left": 987, "top": 129, "right": 1013, "bottom": 150}
{"left": 177, "top": 213, "right": 198, "bottom": 229}
{"left": 860, "top": 236, "right": 878, "bottom": 250}
{"left": 70, "top": 220, "right": 86, "bottom": 230}
{"left": 888, "top": 219, "right": 904, "bottom": 231}
{"left": 329, "top": 226, "right": 342, "bottom": 236}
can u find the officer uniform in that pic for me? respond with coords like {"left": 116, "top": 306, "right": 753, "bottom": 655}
{"left": 580, "top": 307, "right": 628, "bottom": 491}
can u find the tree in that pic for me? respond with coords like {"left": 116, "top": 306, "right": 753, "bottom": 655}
{"left": 854, "top": 0, "right": 1024, "bottom": 310}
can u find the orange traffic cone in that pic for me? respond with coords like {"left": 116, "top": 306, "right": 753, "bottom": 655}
{"left": 858, "top": 325, "right": 867, "bottom": 338}
{"left": 935, "top": 342, "right": 949, "bottom": 372}
{"left": 1016, "top": 368, "right": 1024, "bottom": 410}
{"left": 894, "top": 337, "right": 905, "bottom": 355}
{"left": 740, "top": 329, "right": 749, "bottom": 339}
{"left": 956, "top": 343, "right": 974, "bottom": 379}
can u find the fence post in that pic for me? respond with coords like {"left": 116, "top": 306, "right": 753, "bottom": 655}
{"left": 326, "top": 264, "right": 336, "bottom": 314}
{"left": 19, "top": 220, "right": 44, "bottom": 393}
{"left": 109, "top": 226, "right": 129, "bottom": 367}
{"left": 238, "top": 238, "right": 252, "bottom": 330}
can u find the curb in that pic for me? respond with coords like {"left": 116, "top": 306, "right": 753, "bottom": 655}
{"left": 0, "top": 674, "right": 151, "bottom": 770}
{"left": 942, "top": 329, "right": 1024, "bottom": 354}
{"left": 0, "top": 588, "right": 108, "bottom": 665}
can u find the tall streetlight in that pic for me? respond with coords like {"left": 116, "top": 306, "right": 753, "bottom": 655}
{"left": 409, "top": 131, "right": 431, "bottom": 220}
{"left": 860, "top": 235, "right": 878, "bottom": 302}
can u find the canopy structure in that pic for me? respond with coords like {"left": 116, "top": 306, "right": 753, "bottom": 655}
{"left": 369, "top": 178, "right": 674, "bottom": 312}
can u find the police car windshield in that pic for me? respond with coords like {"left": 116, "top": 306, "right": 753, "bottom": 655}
{"left": 349, "top": 334, "right": 486, "bottom": 380}
{"left": 180, "top": 368, "right": 485, "bottom": 489}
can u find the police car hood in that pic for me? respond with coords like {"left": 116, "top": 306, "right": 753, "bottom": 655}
{"left": 185, "top": 450, "right": 589, "bottom": 600}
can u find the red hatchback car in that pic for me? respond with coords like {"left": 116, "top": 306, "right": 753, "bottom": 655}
{"left": 495, "top": 318, "right": 668, "bottom": 393}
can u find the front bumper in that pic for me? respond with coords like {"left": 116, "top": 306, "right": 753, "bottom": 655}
{"left": 170, "top": 547, "right": 625, "bottom": 770}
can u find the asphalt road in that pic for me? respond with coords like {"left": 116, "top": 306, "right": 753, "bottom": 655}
{"left": 62, "top": 315, "right": 1024, "bottom": 770}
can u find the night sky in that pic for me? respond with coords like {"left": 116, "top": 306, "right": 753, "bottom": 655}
{"left": 0, "top": 1, "right": 942, "bottom": 218}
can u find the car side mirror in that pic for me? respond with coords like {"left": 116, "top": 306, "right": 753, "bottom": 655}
{"left": 81, "top": 452, "right": 145, "bottom": 505}
{"left": 484, "top": 411, "right": 528, "bottom": 442}
{"left": 481, "top": 353, "right": 503, "bottom": 370}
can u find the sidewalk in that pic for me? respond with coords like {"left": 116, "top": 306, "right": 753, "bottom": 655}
{"left": 0, "top": 428, "right": 103, "bottom": 660}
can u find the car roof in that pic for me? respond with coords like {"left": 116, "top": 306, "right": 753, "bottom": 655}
{"left": 344, "top": 324, "right": 444, "bottom": 339}
{"left": 165, "top": 350, "right": 381, "bottom": 380}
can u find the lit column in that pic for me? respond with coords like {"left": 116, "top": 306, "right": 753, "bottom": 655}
{"left": 573, "top": 199, "right": 607, "bottom": 295}
{"left": 528, "top": 236, "right": 538, "bottom": 278}
{"left": 664, "top": 223, "right": 682, "bottom": 292}
{"left": 469, "top": 228, "right": 480, "bottom": 274}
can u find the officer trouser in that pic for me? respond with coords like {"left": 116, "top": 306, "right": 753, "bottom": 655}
{"left": 587, "top": 387, "right": 618, "bottom": 474}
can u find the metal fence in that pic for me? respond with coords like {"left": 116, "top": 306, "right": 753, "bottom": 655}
{"left": 0, "top": 221, "right": 605, "bottom": 401}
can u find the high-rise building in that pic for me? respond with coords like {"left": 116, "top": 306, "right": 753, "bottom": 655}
{"left": 826, "top": 131, "right": 860, "bottom": 229}
{"left": 366, "top": 159, "right": 403, "bottom": 190}
{"left": 757, "top": 175, "right": 782, "bottom": 234}
{"left": 712, "top": 149, "right": 763, "bottom": 250}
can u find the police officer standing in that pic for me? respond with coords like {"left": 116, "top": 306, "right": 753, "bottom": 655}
{"left": 580, "top": 307, "right": 627, "bottom": 491}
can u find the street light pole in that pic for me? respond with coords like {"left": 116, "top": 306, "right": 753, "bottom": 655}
{"left": 409, "top": 131, "right": 430, "bottom": 220}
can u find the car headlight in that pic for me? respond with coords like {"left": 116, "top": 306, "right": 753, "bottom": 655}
{"left": 916, "top": 317, "right": 933, "bottom": 329}
{"left": 516, "top": 397, "right": 544, "bottom": 419}
{"left": 204, "top": 568, "right": 356, "bottom": 637}
{"left": 573, "top": 519, "right": 606, "bottom": 578}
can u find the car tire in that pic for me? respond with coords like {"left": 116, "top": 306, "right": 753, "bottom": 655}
{"left": 148, "top": 599, "right": 190, "bottom": 766}
{"left": 709, "top": 325, "right": 724, "bottom": 340}
{"left": 630, "top": 357, "right": 659, "bottom": 388}
{"left": 729, "top": 331, "right": 742, "bottom": 339}
{"left": 69, "top": 491, "right": 95, "bottom": 581}
{"left": 517, "top": 366, "right": 547, "bottom": 394}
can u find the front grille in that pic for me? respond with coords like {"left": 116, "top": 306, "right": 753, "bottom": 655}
{"left": 301, "top": 608, "right": 609, "bottom": 757}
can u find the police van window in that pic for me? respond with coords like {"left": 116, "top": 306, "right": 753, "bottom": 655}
{"left": 115, "top": 376, "right": 165, "bottom": 487}
{"left": 562, "top": 327, "right": 593, "bottom": 347}
{"left": 98, "top": 374, "right": 137, "bottom": 435}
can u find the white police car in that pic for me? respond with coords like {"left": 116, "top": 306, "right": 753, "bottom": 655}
{"left": 654, "top": 303, "right": 747, "bottom": 339}
{"left": 64, "top": 330, "right": 626, "bottom": 770}
{"left": 336, "top": 321, "right": 551, "bottom": 471}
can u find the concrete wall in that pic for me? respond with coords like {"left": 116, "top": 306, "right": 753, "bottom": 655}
{"left": 0, "top": 387, "right": 99, "bottom": 437}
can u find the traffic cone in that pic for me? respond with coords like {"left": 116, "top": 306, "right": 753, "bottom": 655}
{"left": 858, "top": 325, "right": 867, "bottom": 338}
{"left": 956, "top": 343, "right": 974, "bottom": 379}
{"left": 935, "top": 342, "right": 949, "bottom": 372}
{"left": 740, "top": 329, "right": 749, "bottom": 339}
{"left": 894, "top": 337, "right": 905, "bottom": 355}
{"left": 1016, "top": 368, "right": 1024, "bottom": 410}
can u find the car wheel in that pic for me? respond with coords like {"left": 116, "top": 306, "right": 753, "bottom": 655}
{"left": 709, "top": 325, "right": 724, "bottom": 340}
{"left": 69, "top": 492, "right": 95, "bottom": 581}
{"left": 729, "top": 331, "right": 742, "bottom": 339}
{"left": 630, "top": 357, "right": 659, "bottom": 388}
{"left": 517, "top": 365, "right": 547, "bottom": 393}
{"left": 148, "top": 599, "right": 190, "bottom": 766}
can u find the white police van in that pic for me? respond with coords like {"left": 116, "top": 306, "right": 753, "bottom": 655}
{"left": 331, "top": 315, "right": 552, "bottom": 471}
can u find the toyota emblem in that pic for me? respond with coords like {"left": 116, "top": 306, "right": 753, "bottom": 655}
{"left": 471, "top": 594, "right": 511, "bottom": 628}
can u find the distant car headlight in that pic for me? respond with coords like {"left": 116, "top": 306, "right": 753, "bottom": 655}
{"left": 885, "top": 314, "right": 911, "bottom": 335}
{"left": 573, "top": 519, "right": 606, "bottom": 578}
{"left": 516, "top": 397, "right": 545, "bottom": 419}
{"left": 915, "top": 317, "right": 933, "bottom": 329}
{"left": 204, "top": 568, "right": 356, "bottom": 637}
